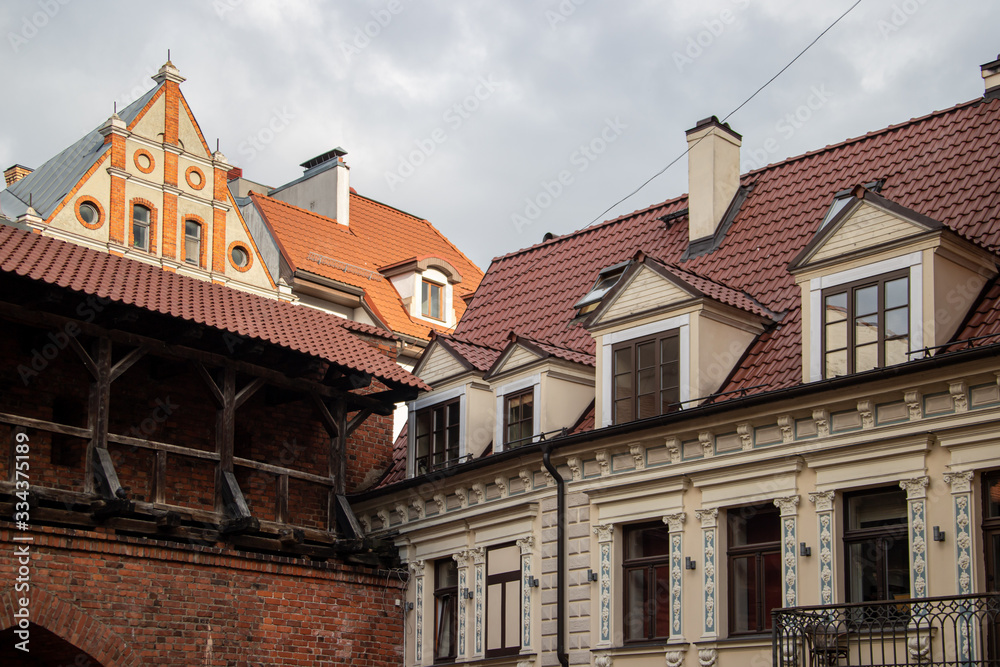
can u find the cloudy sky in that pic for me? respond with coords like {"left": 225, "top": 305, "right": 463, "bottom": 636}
{"left": 1, "top": 1, "right": 996, "bottom": 270}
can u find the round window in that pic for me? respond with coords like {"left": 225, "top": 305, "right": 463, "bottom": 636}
{"left": 79, "top": 201, "right": 99, "bottom": 226}
{"left": 136, "top": 153, "right": 151, "bottom": 170}
{"left": 231, "top": 246, "right": 249, "bottom": 268}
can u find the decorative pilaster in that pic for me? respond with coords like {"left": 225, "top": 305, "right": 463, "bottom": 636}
{"left": 408, "top": 560, "right": 426, "bottom": 664}
{"left": 900, "top": 477, "right": 930, "bottom": 599}
{"left": 944, "top": 471, "right": 976, "bottom": 666}
{"left": 774, "top": 496, "right": 800, "bottom": 608}
{"left": 517, "top": 537, "right": 535, "bottom": 652}
{"left": 808, "top": 491, "right": 836, "bottom": 605}
{"left": 663, "top": 512, "right": 687, "bottom": 642}
{"left": 695, "top": 508, "right": 719, "bottom": 638}
{"left": 470, "top": 547, "right": 486, "bottom": 658}
{"left": 454, "top": 550, "right": 470, "bottom": 660}
{"left": 594, "top": 523, "right": 615, "bottom": 646}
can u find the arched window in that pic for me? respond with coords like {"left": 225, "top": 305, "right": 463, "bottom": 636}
{"left": 132, "top": 204, "right": 151, "bottom": 250}
{"left": 184, "top": 219, "right": 202, "bottom": 266}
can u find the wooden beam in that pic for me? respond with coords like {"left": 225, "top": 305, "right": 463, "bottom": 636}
{"left": 109, "top": 345, "right": 148, "bottom": 382}
{"left": 153, "top": 450, "right": 168, "bottom": 505}
{"left": 232, "top": 457, "right": 333, "bottom": 486}
{"left": 107, "top": 433, "right": 220, "bottom": 462}
{"left": 85, "top": 337, "right": 112, "bottom": 493}
{"left": 277, "top": 474, "right": 289, "bottom": 524}
{"left": 195, "top": 362, "right": 225, "bottom": 407}
{"left": 234, "top": 377, "right": 265, "bottom": 410}
{"left": 65, "top": 334, "right": 98, "bottom": 380}
{"left": 345, "top": 409, "right": 373, "bottom": 438}
{"left": 311, "top": 393, "right": 339, "bottom": 438}
{"left": 0, "top": 412, "right": 90, "bottom": 439}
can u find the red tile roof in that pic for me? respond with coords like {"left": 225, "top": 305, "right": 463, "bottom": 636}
{"left": 455, "top": 97, "right": 1000, "bottom": 400}
{"left": 0, "top": 225, "right": 429, "bottom": 390}
{"left": 251, "top": 192, "right": 483, "bottom": 341}
{"left": 437, "top": 335, "right": 503, "bottom": 372}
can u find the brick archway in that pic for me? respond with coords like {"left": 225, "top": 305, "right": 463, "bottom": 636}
{"left": 0, "top": 587, "right": 141, "bottom": 666}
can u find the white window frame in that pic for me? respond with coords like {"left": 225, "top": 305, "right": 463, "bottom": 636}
{"left": 494, "top": 373, "right": 541, "bottom": 454}
{"left": 408, "top": 385, "right": 467, "bottom": 477}
{"left": 600, "top": 314, "right": 690, "bottom": 428}
{"left": 807, "top": 252, "right": 923, "bottom": 382}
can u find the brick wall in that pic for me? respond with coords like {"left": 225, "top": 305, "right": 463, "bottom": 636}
{"left": 0, "top": 526, "right": 405, "bottom": 665}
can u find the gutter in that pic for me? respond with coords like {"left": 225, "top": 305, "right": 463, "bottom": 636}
{"left": 350, "top": 340, "right": 1000, "bottom": 502}
{"left": 541, "top": 444, "right": 569, "bottom": 667}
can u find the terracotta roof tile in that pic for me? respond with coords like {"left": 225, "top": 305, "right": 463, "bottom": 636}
{"left": 252, "top": 192, "right": 483, "bottom": 341}
{"left": 456, "top": 97, "right": 1000, "bottom": 405}
{"left": 0, "top": 225, "right": 428, "bottom": 390}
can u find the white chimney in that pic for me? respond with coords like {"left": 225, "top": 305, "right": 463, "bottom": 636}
{"left": 983, "top": 55, "right": 1000, "bottom": 99}
{"left": 686, "top": 116, "right": 741, "bottom": 243}
{"left": 269, "top": 148, "right": 350, "bottom": 226}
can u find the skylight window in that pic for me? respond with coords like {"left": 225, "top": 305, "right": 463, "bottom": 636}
{"left": 819, "top": 180, "right": 884, "bottom": 230}
{"left": 574, "top": 261, "right": 630, "bottom": 314}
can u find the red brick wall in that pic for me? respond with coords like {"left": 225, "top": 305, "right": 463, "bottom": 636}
{"left": 0, "top": 526, "right": 404, "bottom": 666}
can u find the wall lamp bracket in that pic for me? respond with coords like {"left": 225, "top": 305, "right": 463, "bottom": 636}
{"left": 685, "top": 557, "right": 697, "bottom": 570}
{"left": 800, "top": 542, "right": 812, "bottom": 557}
{"left": 933, "top": 526, "right": 946, "bottom": 542}
{"left": 586, "top": 569, "right": 599, "bottom": 582}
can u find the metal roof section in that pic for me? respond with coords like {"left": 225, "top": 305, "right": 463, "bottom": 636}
{"left": 3, "top": 84, "right": 160, "bottom": 220}
{"left": 233, "top": 194, "right": 283, "bottom": 284}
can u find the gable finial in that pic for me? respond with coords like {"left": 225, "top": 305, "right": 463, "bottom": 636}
{"left": 167, "top": 48, "right": 170, "bottom": 61}
{"left": 113, "top": 101, "right": 117, "bottom": 115}
{"left": 217, "top": 138, "right": 220, "bottom": 152}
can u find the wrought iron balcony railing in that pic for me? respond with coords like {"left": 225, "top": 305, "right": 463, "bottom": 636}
{"left": 772, "top": 593, "right": 1000, "bottom": 666}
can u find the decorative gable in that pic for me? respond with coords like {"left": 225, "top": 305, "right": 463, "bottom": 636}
{"left": 491, "top": 344, "right": 543, "bottom": 376}
{"left": 594, "top": 264, "right": 694, "bottom": 325}
{"left": 413, "top": 340, "right": 473, "bottom": 386}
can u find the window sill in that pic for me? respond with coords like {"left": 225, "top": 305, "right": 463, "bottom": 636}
{"left": 447, "top": 651, "right": 534, "bottom": 666}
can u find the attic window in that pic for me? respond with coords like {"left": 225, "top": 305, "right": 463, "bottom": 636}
{"left": 819, "top": 180, "right": 884, "bottom": 230}
{"left": 574, "top": 261, "right": 630, "bottom": 314}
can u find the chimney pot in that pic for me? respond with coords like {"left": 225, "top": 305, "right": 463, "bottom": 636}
{"left": 686, "top": 116, "right": 741, "bottom": 244}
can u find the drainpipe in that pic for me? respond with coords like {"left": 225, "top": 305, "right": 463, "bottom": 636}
{"left": 541, "top": 444, "right": 569, "bottom": 667}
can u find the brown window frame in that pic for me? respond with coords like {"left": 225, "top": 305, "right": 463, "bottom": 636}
{"left": 503, "top": 387, "right": 534, "bottom": 448}
{"left": 622, "top": 521, "right": 672, "bottom": 643}
{"left": 611, "top": 330, "right": 680, "bottom": 425}
{"left": 132, "top": 204, "right": 152, "bottom": 251}
{"left": 821, "top": 270, "right": 910, "bottom": 379}
{"left": 422, "top": 278, "right": 445, "bottom": 321}
{"left": 485, "top": 543, "right": 521, "bottom": 658}
{"left": 414, "top": 398, "right": 461, "bottom": 475}
{"left": 982, "top": 471, "right": 1000, "bottom": 591}
{"left": 843, "top": 486, "right": 909, "bottom": 604}
{"left": 433, "top": 558, "right": 458, "bottom": 663}
{"left": 726, "top": 503, "right": 782, "bottom": 636}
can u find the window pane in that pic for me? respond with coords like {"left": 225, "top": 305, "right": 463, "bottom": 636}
{"left": 637, "top": 341, "right": 655, "bottom": 369}
{"left": 437, "top": 559, "right": 458, "bottom": 588}
{"left": 133, "top": 205, "right": 149, "bottom": 224}
{"left": 615, "top": 399, "right": 632, "bottom": 425}
{"left": 825, "top": 292, "right": 847, "bottom": 323}
{"left": 435, "top": 595, "right": 456, "bottom": 659}
{"left": 885, "top": 277, "right": 908, "bottom": 309}
{"left": 448, "top": 403, "right": 460, "bottom": 427}
{"left": 421, "top": 280, "right": 429, "bottom": 314}
{"left": 987, "top": 474, "right": 1000, "bottom": 518}
{"left": 847, "top": 540, "right": 879, "bottom": 603}
{"left": 625, "top": 568, "right": 648, "bottom": 641}
{"left": 825, "top": 349, "right": 847, "bottom": 378}
{"left": 855, "top": 342, "right": 877, "bottom": 372}
{"left": 508, "top": 396, "right": 521, "bottom": 424}
{"left": 762, "top": 551, "right": 782, "bottom": 630}
{"left": 507, "top": 423, "right": 520, "bottom": 445}
{"left": 848, "top": 489, "right": 907, "bottom": 529}
{"left": 654, "top": 565, "right": 672, "bottom": 638}
{"left": 729, "top": 505, "right": 780, "bottom": 547}
{"left": 885, "top": 536, "right": 910, "bottom": 601}
{"left": 487, "top": 582, "right": 502, "bottom": 650}
{"left": 614, "top": 347, "right": 632, "bottom": 374}
{"left": 855, "top": 315, "right": 878, "bottom": 345}
{"left": 885, "top": 336, "right": 909, "bottom": 366}
{"left": 731, "top": 555, "right": 756, "bottom": 633}
{"left": 661, "top": 335, "right": 679, "bottom": 363}
{"left": 855, "top": 285, "right": 877, "bottom": 317}
{"left": 638, "top": 368, "right": 655, "bottom": 395}
{"left": 615, "top": 372, "right": 634, "bottom": 399}
{"left": 825, "top": 321, "right": 847, "bottom": 352}
{"left": 625, "top": 523, "right": 671, "bottom": 559}
{"left": 431, "top": 283, "right": 441, "bottom": 318}
{"left": 185, "top": 220, "right": 200, "bottom": 239}
{"left": 885, "top": 306, "right": 908, "bottom": 338}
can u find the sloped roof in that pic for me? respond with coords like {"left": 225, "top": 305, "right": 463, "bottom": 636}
{"left": 0, "top": 224, "right": 428, "bottom": 391}
{"left": 455, "top": 96, "right": 1000, "bottom": 399}
{"left": 251, "top": 192, "right": 483, "bottom": 340}
{"left": 4, "top": 85, "right": 161, "bottom": 220}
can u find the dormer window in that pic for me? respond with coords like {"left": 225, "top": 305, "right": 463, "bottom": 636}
{"left": 819, "top": 180, "right": 883, "bottom": 230}
{"left": 612, "top": 330, "right": 680, "bottom": 424}
{"left": 575, "top": 261, "right": 629, "bottom": 315}
{"left": 414, "top": 398, "right": 460, "bottom": 474}
{"left": 422, "top": 279, "right": 444, "bottom": 321}
{"left": 822, "top": 271, "right": 909, "bottom": 377}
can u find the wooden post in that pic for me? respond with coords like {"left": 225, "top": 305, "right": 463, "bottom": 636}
{"left": 216, "top": 367, "right": 235, "bottom": 512}
{"left": 84, "top": 338, "right": 112, "bottom": 493}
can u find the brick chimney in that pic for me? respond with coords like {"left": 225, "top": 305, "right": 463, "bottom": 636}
{"left": 269, "top": 148, "right": 350, "bottom": 226}
{"left": 4, "top": 164, "right": 32, "bottom": 186}
{"left": 983, "top": 55, "right": 1000, "bottom": 100}
{"left": 685, "top": 117, "right": 741, "bottom": 243}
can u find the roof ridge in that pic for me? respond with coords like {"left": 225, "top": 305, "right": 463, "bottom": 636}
{"left": 743, "top": 97, "right": 988, "bottom": 177}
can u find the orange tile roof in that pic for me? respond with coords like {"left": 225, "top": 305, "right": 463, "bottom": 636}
{"left": 251, "top": 192, "right": 483, "bottom": 341}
